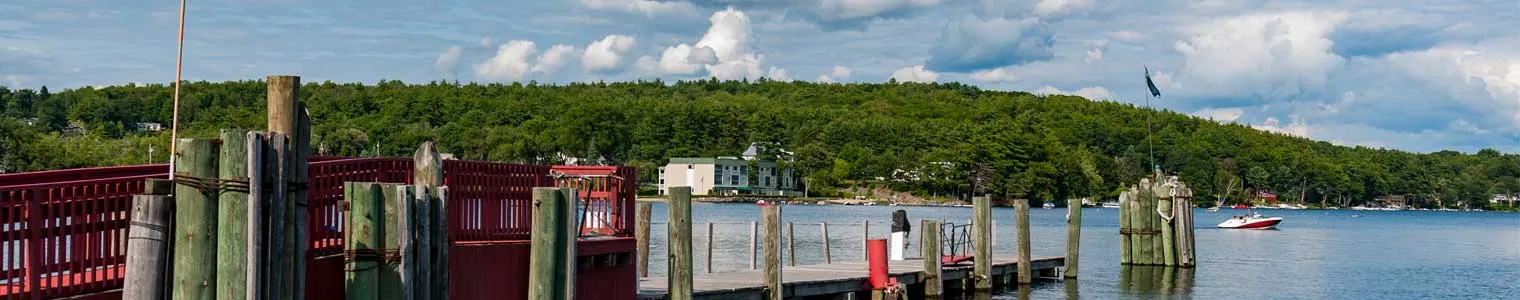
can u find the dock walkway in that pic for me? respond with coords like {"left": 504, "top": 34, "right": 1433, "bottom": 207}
{"left": 637, "top": 255, "right": 1064, "bottom": 299}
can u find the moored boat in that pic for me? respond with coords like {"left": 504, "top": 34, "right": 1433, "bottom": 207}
{"left": 1042, "top": 201, "right": 1055, "bottom": 209}
{"left": 1217, "top": 212, "right": 1283, "bottom": 229}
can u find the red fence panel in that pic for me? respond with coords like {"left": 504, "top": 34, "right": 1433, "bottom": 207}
{"left": 0, "top": 174, "right": 160, "bottom": 299}
{"left": 442, "top": 161, "right": 549, "bottom": 242}
{"left": 306, "top": 158, "right": 412, "bottom": 256}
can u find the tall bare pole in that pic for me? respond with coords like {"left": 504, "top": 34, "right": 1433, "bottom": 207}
{"left": 168, "top": 0, "right": 187, "bottom": 180}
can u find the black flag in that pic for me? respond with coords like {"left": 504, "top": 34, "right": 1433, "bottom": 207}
{"left": 1145, "top": 66, "right": 1161, "bottom": 98}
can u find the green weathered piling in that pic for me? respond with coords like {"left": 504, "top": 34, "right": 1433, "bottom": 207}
{"left": 668, "top": 187, "right": 694, "bottom": 300}
{"left": 172, "top": 138, "right": 219, "bottom": 300}
{"left": 381, "top": 184, "right": 404, "bottom": 300}
{"left": 217, "top": 129, "right": 251, "bottom": 299}
{"left": 528, "top": 188, "right": 573, "bottom": 300}
{"left": 345, "top": 182, "right": 384, "bottom": 300}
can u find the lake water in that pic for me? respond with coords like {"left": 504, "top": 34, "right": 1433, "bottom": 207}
{"left": 639, "top": 203, "right": 1520, "bottom": 299}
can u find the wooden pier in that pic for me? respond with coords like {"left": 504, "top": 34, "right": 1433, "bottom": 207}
{"left": 636, "top": 255, "right": 1065, "bottom": 299}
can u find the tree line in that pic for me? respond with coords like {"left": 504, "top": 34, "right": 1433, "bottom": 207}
{"left": 1, "top": 79, "right": 1516, "bottom": 209}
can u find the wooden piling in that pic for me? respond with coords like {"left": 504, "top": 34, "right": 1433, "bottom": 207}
{"left": 667, "top": 187, "right": 694, "bottom": 300}
{"left": 1066, "top": 197, "right": 1082, "bottom": 278}
{"left": 821, "top": 222, "right": 831, "bottom": 264}
{"left": 267, "top": 75, "right": 307, "bottom": 300}
{"left": 381, "top": 184, "right": 404, "bottom": 300}
{"left": 788, "top": 222, "right": 796, "bottom": 267}
{"left": 264, "top": 133, "right": 290, "bottom": 298}
{"left": 395, "top": 185, "right": 415, "bottom": 300}
{"left": 345, "top": 182, "right": 383, "bottom": 300}
{"left": 637, "top": 202, "right": 652, "bottom": 277}
{"left": 414, "top": 142, "right": 447, "bottom": 300}
{"left": 125, "top": 195, "right": 172, "bottom": 300}
{"left": 706, "top": 222, "right": 714, "bottom": 273}
{"left": 528, "top": 188, "right": 572, "bottom": 300}
{"left": 1148, "top": 183, "right": 1163, "bottom": 266}
{"left": 921, "top": 220, "right": 942, "bottom": 298}
{"left": 412, "top": 186, "right": 432, "bottom": 300}
{"left": 1014, "top": 199, "right": 1031, "bottom": 285}
{"left": 172, "top": 138, "right": 219, "bottom": 300}
{"left": 243, "top": 133, "right": 266, "bottom": 300}
{"left": 216, "top": 129, "right": 251, "bottom": 299}
{"left": 1118, "top": 190, "right": 1130, "bottom": 265}
{"left": 862, "top": 220, "right": 869, "bottom": 261}
{"left": 972, "top": 196, "right": 991, "bottom": 290}
{"left": 761, "top": 205, "right": 782, "bottom": 300}
{"left": 749, "top": 221, "right": 758, "bottom": 270}
{"left": 1136, "top": 186, "right": 1143, "bottom": 266}
{"left": 1158, "top": 196, "right": 1176, "bottom": 267}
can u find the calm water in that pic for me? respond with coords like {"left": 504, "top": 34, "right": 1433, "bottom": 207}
{"left": 640, "top": 203, "right": 1520, "bottom": 299}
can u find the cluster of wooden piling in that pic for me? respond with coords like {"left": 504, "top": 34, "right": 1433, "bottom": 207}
{"left": 1118, "top": 177, "right": 1196, "bottom": 267}
{"left": 122, "top": 75, "right": 454, "bottom": 300}
{"left": 123, "top": 75, "right": 314, "bottom": 300}
{"left": 343, "top": 180, "right": 450, "bottom": 300}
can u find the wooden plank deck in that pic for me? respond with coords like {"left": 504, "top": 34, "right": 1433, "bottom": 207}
{"left": 637, "top": 255, "right": 1064, "bottom": 300}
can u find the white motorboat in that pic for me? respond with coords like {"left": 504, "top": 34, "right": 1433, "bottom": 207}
{"left": 1217, "top": 212, "right": 1283, "bottom": 229}
{"left": 1101, "top": 201, "right": 1121, "bottom": 208}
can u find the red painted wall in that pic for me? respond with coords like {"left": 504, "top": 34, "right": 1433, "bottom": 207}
{"left": 450, "top": 238, "right": 636, "bottom": 300}
{"left": 303, "top": 237, "right": 636, "bottom": 300}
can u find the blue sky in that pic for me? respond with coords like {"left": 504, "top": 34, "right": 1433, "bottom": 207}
{"left": 1, "top": 0, "right": 1517, "bottom": 153}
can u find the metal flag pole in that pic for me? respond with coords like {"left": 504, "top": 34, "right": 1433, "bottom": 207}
{"left": 1145, "top": 68, "right": 1155, "bottom": 174}
{"left": 168, "top": 0, "right": 187, "bottom": 180}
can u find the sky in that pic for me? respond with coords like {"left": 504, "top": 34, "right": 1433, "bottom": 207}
{"left": 1, "top": 0, "right": 1517, "bottom": 153}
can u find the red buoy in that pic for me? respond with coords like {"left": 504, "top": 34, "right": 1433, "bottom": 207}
{"left": 867, "top": 239, "right": 889, "bottom": 289}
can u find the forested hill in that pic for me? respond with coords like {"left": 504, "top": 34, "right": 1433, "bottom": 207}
{"left": 1, "top": 79, "right": 1516, "bottom": 208}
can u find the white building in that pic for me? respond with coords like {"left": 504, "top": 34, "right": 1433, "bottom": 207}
{"left": 658, "top": 156, "right": 798, "bottom": 196}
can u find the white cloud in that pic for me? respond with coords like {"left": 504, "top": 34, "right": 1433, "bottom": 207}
{"left": 1252, "top": 116, "right": 1310, "bottom": 137}
{"left": 654, "top": 7, "right": 775, "bottom": 80}
{"left": 1174, "top": 11, "right": 1348, "bottom": 101}
{"left": 1034, "top": 85, "right": 1113, "bottom": 100}
{"left": 1085, "top": 47, "right": 1102, "bottom": 63}
{"left": 580, "top": 0, "right": 699, "bottom": 17}
{"left": 475, "top": 41, "right": 537, "bottom": 81}
{"left": 969, "top": 67, "right": 1017, "bottom": 83}
{"left": 582, "top": 34, "right": 636, "bottom": 72}
{"left": 1193, "top": 107, "right": 1244, "bottom": 122}
{"left": 532, "top": 44, "right": 578, "bottom": 74}
{"left": 433, "top": 46, "right": 462, "bottom": 76}
{"left": 890, "top": 65, "right": 938, "bottom": 83}
{"left": 707, "top": 54, "right": 764, "bottom": 80}
{"left": 479, "top": 37, "right": 494, "bottom": 49}
{"left": 818, "top": 65, "right": 852, "bottom": 83}
{"left": 766, "top": 66, "right": 792, "bottom": 81}
{"left": 658, "top": 44, "right": 705, "bottom": 74}
{"left": 831, "top": 66, "right": 852, "bottom": 79}
{"left": 687, "top": 46, "right": 718, "bottom": 64}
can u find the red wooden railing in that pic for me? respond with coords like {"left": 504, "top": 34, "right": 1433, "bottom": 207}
{"left": 0, "top": 159, "right": 635, "bottom": 299}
